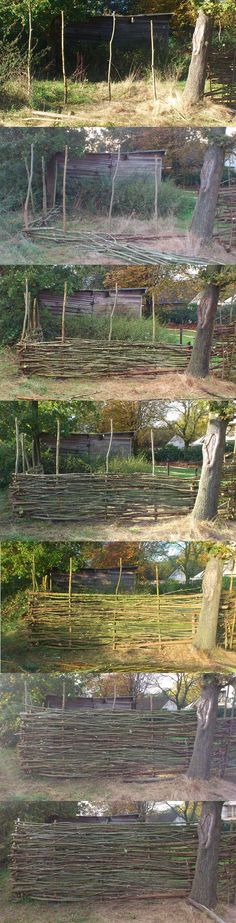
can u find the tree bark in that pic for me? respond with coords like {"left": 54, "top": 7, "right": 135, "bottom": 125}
{"left": 190, "top": 801, "right": 223, "bottom": 908}
{"left": 192, "top": 416, "right": 227, "bottom": 520}
{"left": 194, "top": 558, "right": 223, "bottom": 652}
{"left": 187, "top": 676, "right": 220, "bottom": 778}
{"left": 183, "top": 11, "right": 213, "bottom": 107}
{"left": 189, "top": 143, "right": 225, "bottom": 249}
{"left": 188, "top": 283, "right": 220, "bottom": 378}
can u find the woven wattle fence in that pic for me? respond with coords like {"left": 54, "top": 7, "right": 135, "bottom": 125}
{"left": 208, "top": 46, "right": 236, "bottom": 106}
{"left": 11, "top": 819, "right": 236, "bottom": 902}
{"left": 17, "top": 339, "right": 189, "bottom": 377}
{"left": 23, "top": 585, "right": 236, "bottom": 668}
{"left": 27, "top": 588, "right": 202, "bottom": 648}
{"left": 16, "top": 334, "right": 236, "bottom": 381}
{"left": 219, "top": 462, "right": 236, "bottom": 520}
{"left": 214, "top": 182, "right": 236, "bottom": 251}
{"left": 9, "top": 472, "right": 199, "bottom": 521}
{"left": 19, "top": 709, "right": 236, "bottom": 779}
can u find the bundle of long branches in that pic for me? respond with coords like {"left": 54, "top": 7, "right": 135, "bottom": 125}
{"left": 19, "top": 709, "right": 236, "bottom": 779}
{"left": 23, "top": 228, "right": 211, "bottom": 267}
{"left": 11, "top": 820, "right": 236, "bottom": 902}
{"left": 10, "top": 472, "right": 198, "bottom": 521}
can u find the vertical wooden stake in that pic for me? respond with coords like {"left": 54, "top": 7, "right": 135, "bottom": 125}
{"left": 62, "top": 144, "right": 68, "bottom": 233}
{"left": 68, "top": 557, "right": 73, "bottom": 649}
{"left": 15, "top": 417, "right": 20, "bottom": 475}
{"left": 62, "top": 679, "right": 66, "bottom": 710}
{"left": 21, "top": 277, "right": 30, "bottom": 340}
{"left": 108, "top": 283, "right": 118, "bottom": 342}
{"left": 56, "top": 418, "right": 60, "bottom": 475}
{"left": 24, "top": 680, "right": 28, "bottom": 711}
{"left": 155, "top": 564, "right": 161, "bottom": 645}
{"left": 152, "top": 293, "right": 156, "bottom": 342}
{"left": 27, "top": 1, "right": 32, "bottom": 103}
{"left": 53, "top": 160, "right": 58, "bottom": 209}
{"left": 61, "top": 10, "right": 68, "bottom": 105}
{"left": 61, "top": 281, "right": 68, "bottom": 343}
{"left": 42, "top": 156, "right": 47, "bottom": 218}
{"left": 109, "top": 144, "right": 120, "bottom": 227}
{"left": 106, "top": 418, "right": 113, "bottom": 475}
{"left": 151, "top": 429, "right": 155, "bottom": 476}
{"left": 32, "top": 553, "right": 36, "bottom": 591}
{"left": 24, "top": 143, "right": 34, "bottom": 230}
{"left": 154, "top": 155, "right": 158, "bottom": 234}
{"left": 108, "top": 11, "right": 116, "bottom": 101}
{"left": 150, "top": 20, "right": 157, "bottom": 102}
{"left": 24, "top": 157, "right": 35, "bottom": 213}
{"left": 113, "top": 556, "right": 122, "bottom": 650}
{"left": 20, "top": 434, "right": 26, "bottom": 473}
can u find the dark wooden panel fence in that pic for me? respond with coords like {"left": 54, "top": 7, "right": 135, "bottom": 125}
{"left": 11, "top": 820, "right": 236, "bottom": 902}
{"left": 19, "top": 709, "right": 236, "bottom": 779}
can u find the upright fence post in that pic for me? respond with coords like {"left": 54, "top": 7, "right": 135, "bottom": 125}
{"left": 56, "top": 418, "right": 60, "bottom": 476}
{"left": 27, "top": 1, "right": 32, "bottom": 103}
{"left": 151, "top": 429, "right": 157, "bottom": 523}
{"left": 152, "top": 294, "right": 156, "bottom": 342}
{"left": 108, "top": 11, "right": 116, "bottom": 101}
{"left": 108, "top": 283, "right": 118, "bottom": 343}
{"left": 109, "top": 144, "right": 121, "bottom": 227}
{"left": 113, "top": 556, "right": 122, "bottom": 650}
{"left": 62, "top": 144, "right": 68, "bottom": 233}
{"left": 61, "top": 281, "right": 68, "bottom": 343}
{"left": 155, "top": 565, "right": 161, "bottom": 646}
{"left": 24, "top": 143, "right": 34, "bottom": 230}
{"left": 42, "top": 156, "right": 47, "bottom": 219}
{"left": 154, "top": 155, "right": 158, "bottom": 233}
{"left": 150, "top": 20, "right": 157, "bottom": 102}
{"left": 68, "top": 557, "right": 73, "bottom": 648}
{"left": 105, "top": 418, "right": 113, "bottom": 520}
{"left": 61, "top": 10, "right": 68, "bottom": 105}
{"left": 15, "top": 418, "right": 20, "bottom": 475}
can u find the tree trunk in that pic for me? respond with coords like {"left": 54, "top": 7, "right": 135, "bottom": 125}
{"left": 194, "top": 557, "right": 223, "bottom": 652}
{"left": 188, "top": 283, "right": 220, "bottom": 378}
{"left": 190, "top": 801, "right": 223, "bottom": 908}
{"left": 187, "top": 676, "right": 220, "bottom": 778}
{"left": 183, "top": 11, "right": 213, "bottom": 107}
{"left": 189, "top": 143, "right": 225, "bottom": 249}
{"left": 192, "top": 416, "right": 227, "bottom": 520}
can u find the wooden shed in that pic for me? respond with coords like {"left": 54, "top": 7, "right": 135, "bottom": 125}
{"left": 46, "top": 149, "right": 165, "bottom": 206}
{"left": 53, "top": 13, "right": 173, "bottom": 55}
{"left": 39, "top": 431, "right": 134, "bottom": 460}
{"left": 38, "top": 287, "right": 146, "bottom": 319}
{"left": 52, "top": 565, "right": 137, "bottom": 592}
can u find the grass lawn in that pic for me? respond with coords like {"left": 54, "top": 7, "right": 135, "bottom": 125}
{"left": 0, "top": 74, "right": 236, "bottom": 128}
{"left": 0, "top": 870, "right": 235, "bottom": 923}
{"left": 1, "top": 745, "right": 236, "bottom": 804}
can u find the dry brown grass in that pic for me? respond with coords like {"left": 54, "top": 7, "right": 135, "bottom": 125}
{"left": 0, "top": 347, "right": 235, "bottom": 401}
{"left": 0, "top": 890, "right": 235, "bottom": 923}
{"left": 1, "top": 75, "right": 236, "bottom": 128}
